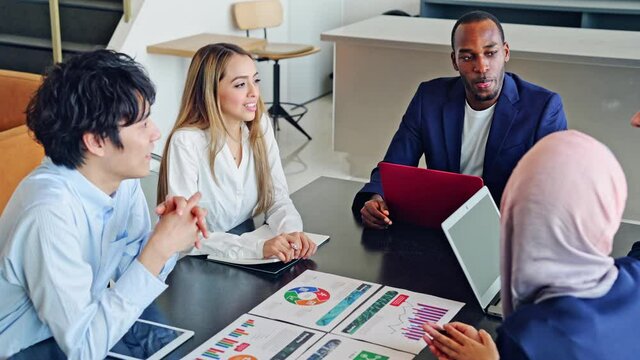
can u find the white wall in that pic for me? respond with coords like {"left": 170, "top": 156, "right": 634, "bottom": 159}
{"left": 108, "top": 0, "right": 408, "bottom": 153}
{"left": 342, "top": 0, "right": 420, "bottom": 25}
{"left": 110, "top": 0, "right": 290, "bottom": 153}
{"left": 288, "top": 0, "right": 342, "bottom": 103}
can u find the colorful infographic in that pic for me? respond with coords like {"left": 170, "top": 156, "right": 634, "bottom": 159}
{"left": 183, "top": 314, "right": 321, "bottom": 360}
{"left": 298, "top": 334, "right": 413, "bottom": 360}
{"left": 285, "top": 287, "right": 331, "bottom": 306}
{"left": 250, "top": 270, "right": 382, "bottom": 331}
{"left": 333, "top": 286, "right": 464, "bottom": 354}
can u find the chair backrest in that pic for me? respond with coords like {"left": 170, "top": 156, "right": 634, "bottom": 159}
{"left": 0, "top": 125, "right": 45, "bottom": 214}
{"left": 233, "top": 0, "right": 283, "bottom": 31}
{"left": 0, "top": 69, "right": 44, "bottom": 214}
{"left": 0, "top": 69, "right": 41, "bottom": 132}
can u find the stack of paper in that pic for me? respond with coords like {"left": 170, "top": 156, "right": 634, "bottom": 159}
{"left": 183, "top": 270, "right": 465, "bottom": 359}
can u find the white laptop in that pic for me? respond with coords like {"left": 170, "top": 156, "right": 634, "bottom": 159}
{"left": 441, "top": 186, "right": 503, "bottom": 318}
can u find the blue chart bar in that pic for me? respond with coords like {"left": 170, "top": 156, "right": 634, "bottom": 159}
{"left": 316, "top": 283, "right": 373, "bottom": 326}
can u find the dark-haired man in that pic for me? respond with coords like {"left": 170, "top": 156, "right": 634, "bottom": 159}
{"left": 354, "top": 11, "right": 568, "bottom": 228}
{"left": 0, "top": 50, "right": 206, "bottom": 358}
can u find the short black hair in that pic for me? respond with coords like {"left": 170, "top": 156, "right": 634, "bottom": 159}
{"left": 451, "top": 11, "right": 505, "bottom": 50}
{"left": 26, "top": 49, "right": 156, "bottom": 169}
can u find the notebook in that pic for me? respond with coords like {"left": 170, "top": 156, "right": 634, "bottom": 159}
{"left": 441, "top": 186, "right": 503, "bottom": 318}
{"left": 206, "top": 229, "right": 330, "bottom": 275}
{"left": 379, "top": 162, "right": 484, "bottom": 228}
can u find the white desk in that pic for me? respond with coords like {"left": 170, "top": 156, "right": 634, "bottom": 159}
{"left": 322, "top": 15, "right": 640, "bottom": 220}
{"left": 420, "top": 0, "right": 640, "bottom": 31}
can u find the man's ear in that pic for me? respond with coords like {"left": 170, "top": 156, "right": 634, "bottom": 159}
{"left": 451, "top": 51, "right": 459, "bottom": 71}
{"left": 82, "top": 132, "right": 107, "bottom": 157}
{"left": 503, "top": 41, "right": 510, "bottom": 63}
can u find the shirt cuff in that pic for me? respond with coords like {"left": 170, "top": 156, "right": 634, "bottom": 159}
{"left": 159, "top": 253, "right": 179, "bottom": 281}
{"left": 114, "top": 259, "right": 168, "bottom": 308}
{"left": 256, "top": 238, "right": 268, "bottom": 258}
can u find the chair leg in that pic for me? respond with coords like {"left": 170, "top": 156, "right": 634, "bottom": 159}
{"left": 270, "top": 60, "right": 311, "bottom": 140}
{"left": 268, "top": 106, "right": 281, "bottom": 131}
{"left": 270, "top": 103, "right": 312, "bottom": 140}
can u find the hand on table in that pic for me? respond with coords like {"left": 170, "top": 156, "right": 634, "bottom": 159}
{"left": 263, "top": 234, "right": 295, "bottom": 262}
{"left": 263, "top": 232, "right": 318, "bottom": 262}
{"left": 283, "top": 232, "right": 317, "bottom": 259}
{"left": 360, "top": 194, "right": 392, "bottom": 229}
{"left": 423, "top": 321, "right": 498, "bottom": 360}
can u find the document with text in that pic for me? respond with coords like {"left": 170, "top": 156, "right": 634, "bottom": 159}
{"left": 249, "top": 270, "right": 381, "bottom": 331}
{"left": 332, "top": 285, "right": 464, "bottom": 354}
{"left": 182, "top": 314, "right": 322, "bottom": 360}
{"left": 298, "top": 333, "right": 414, "bottom": 360}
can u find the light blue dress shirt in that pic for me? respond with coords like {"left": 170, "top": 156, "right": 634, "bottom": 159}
{"left": 0, "top": 158, "right": 177, "bottom": 359}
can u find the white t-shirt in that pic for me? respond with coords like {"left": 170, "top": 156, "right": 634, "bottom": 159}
{"left": 460, "top": 101, "right": 496, "bottom": 176}
{"left": 166, "top": 114, "right": 302, "bottom": 259}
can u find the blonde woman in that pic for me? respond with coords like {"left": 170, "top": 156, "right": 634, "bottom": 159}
{"left": 158, "top": 43, "right": 316, "bottom": 262}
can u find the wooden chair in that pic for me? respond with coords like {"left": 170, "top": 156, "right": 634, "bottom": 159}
{"left": 233, "top": 0, "right": 320, "bottom": 140}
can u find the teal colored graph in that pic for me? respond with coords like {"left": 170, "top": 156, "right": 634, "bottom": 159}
{"left": 341, "top": 290, "right": 398, "bottom": 334}
{"left": 316, "top": 283, "right": 373, "bottom": 326}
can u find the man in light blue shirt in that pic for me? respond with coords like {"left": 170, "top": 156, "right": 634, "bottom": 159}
{"left": 0, "top": 50, "right": 206, "bottom": 359}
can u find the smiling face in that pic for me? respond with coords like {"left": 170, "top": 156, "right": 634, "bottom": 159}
{"left": 451, "top": 19, "right": 510, "bottom": 110}
{"left": 218, "top": 54, "right": 261, "bottom": 125}
{"left": 102, "top": 105, "right": 161, "bottom": 181}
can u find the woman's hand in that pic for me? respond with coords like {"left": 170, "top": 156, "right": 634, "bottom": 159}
{"left": 283, "top": 232, "right": 317, "bottom": 259}
{"left": 263, "top": 235, "right": 295, "bottom": 262}
{"left": 423, "top": 321, "right": 499, "bottom": 360}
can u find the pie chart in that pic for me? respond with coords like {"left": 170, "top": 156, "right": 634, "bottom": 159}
{"left": 284, "top": 286, "right": 330, "bottom": 305}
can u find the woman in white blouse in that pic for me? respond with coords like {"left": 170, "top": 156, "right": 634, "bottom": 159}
{"left": 157, "top": 43, "right": 316, "bottom": 262}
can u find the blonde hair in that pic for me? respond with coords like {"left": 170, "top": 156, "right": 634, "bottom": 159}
{"left": 158, "top": 43, "right": 274, "bottom": 215}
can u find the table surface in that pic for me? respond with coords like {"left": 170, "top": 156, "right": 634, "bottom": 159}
{"left": 12, "top": 176, "right": 640, "bottom": 359}
{"left": 146, "top": 33, "right": 267, "bottom": 58}
{"left": 151, "top": 177, "right": 502, "bottom": 359}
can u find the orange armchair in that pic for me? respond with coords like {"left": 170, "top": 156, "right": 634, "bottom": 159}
{"left": 0, "top": 69, "right": 44, "bottom": 214}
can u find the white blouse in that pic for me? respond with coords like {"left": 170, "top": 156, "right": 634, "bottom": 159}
{"left": 166, "top": 115, "right": 303, "bottom": 259}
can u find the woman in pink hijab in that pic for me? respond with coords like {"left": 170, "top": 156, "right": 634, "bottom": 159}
{"left": 423, "top": 130, "right": 640, "bottom": 360}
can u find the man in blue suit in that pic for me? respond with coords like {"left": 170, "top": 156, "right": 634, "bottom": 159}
{"left": 354, "top": 11, "right": 568, "bottom": 229}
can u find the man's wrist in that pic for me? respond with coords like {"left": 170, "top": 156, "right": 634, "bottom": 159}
{"left": 139, "top": 235, "right": 174, "bottom": 276}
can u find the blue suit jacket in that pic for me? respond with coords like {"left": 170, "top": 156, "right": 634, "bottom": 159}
{"left": 353, "top": 73, "right": 567, "bottom": 214}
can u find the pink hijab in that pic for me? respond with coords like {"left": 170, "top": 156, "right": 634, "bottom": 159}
{"left": 500, "top": 130, "right": 627, "bottom": 316}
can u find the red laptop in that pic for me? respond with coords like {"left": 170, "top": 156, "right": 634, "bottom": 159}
{"left": 379, "top": 162, "right": 484, "bottom": 229}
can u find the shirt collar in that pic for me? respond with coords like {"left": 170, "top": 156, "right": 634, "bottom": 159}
{"left": 46, "top": 158, "right": 116, "bottom": 214}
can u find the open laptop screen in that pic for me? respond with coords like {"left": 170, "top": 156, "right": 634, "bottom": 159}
{"left": 441, "top": 186, "right": 501, "bottom": 309}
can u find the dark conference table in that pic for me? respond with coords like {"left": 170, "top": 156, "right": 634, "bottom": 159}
{"left": 13, "top": 176, "right": 639, "bottom": 359}
{"left": 151, "top": 176, "right": 502, "bottom": 359}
